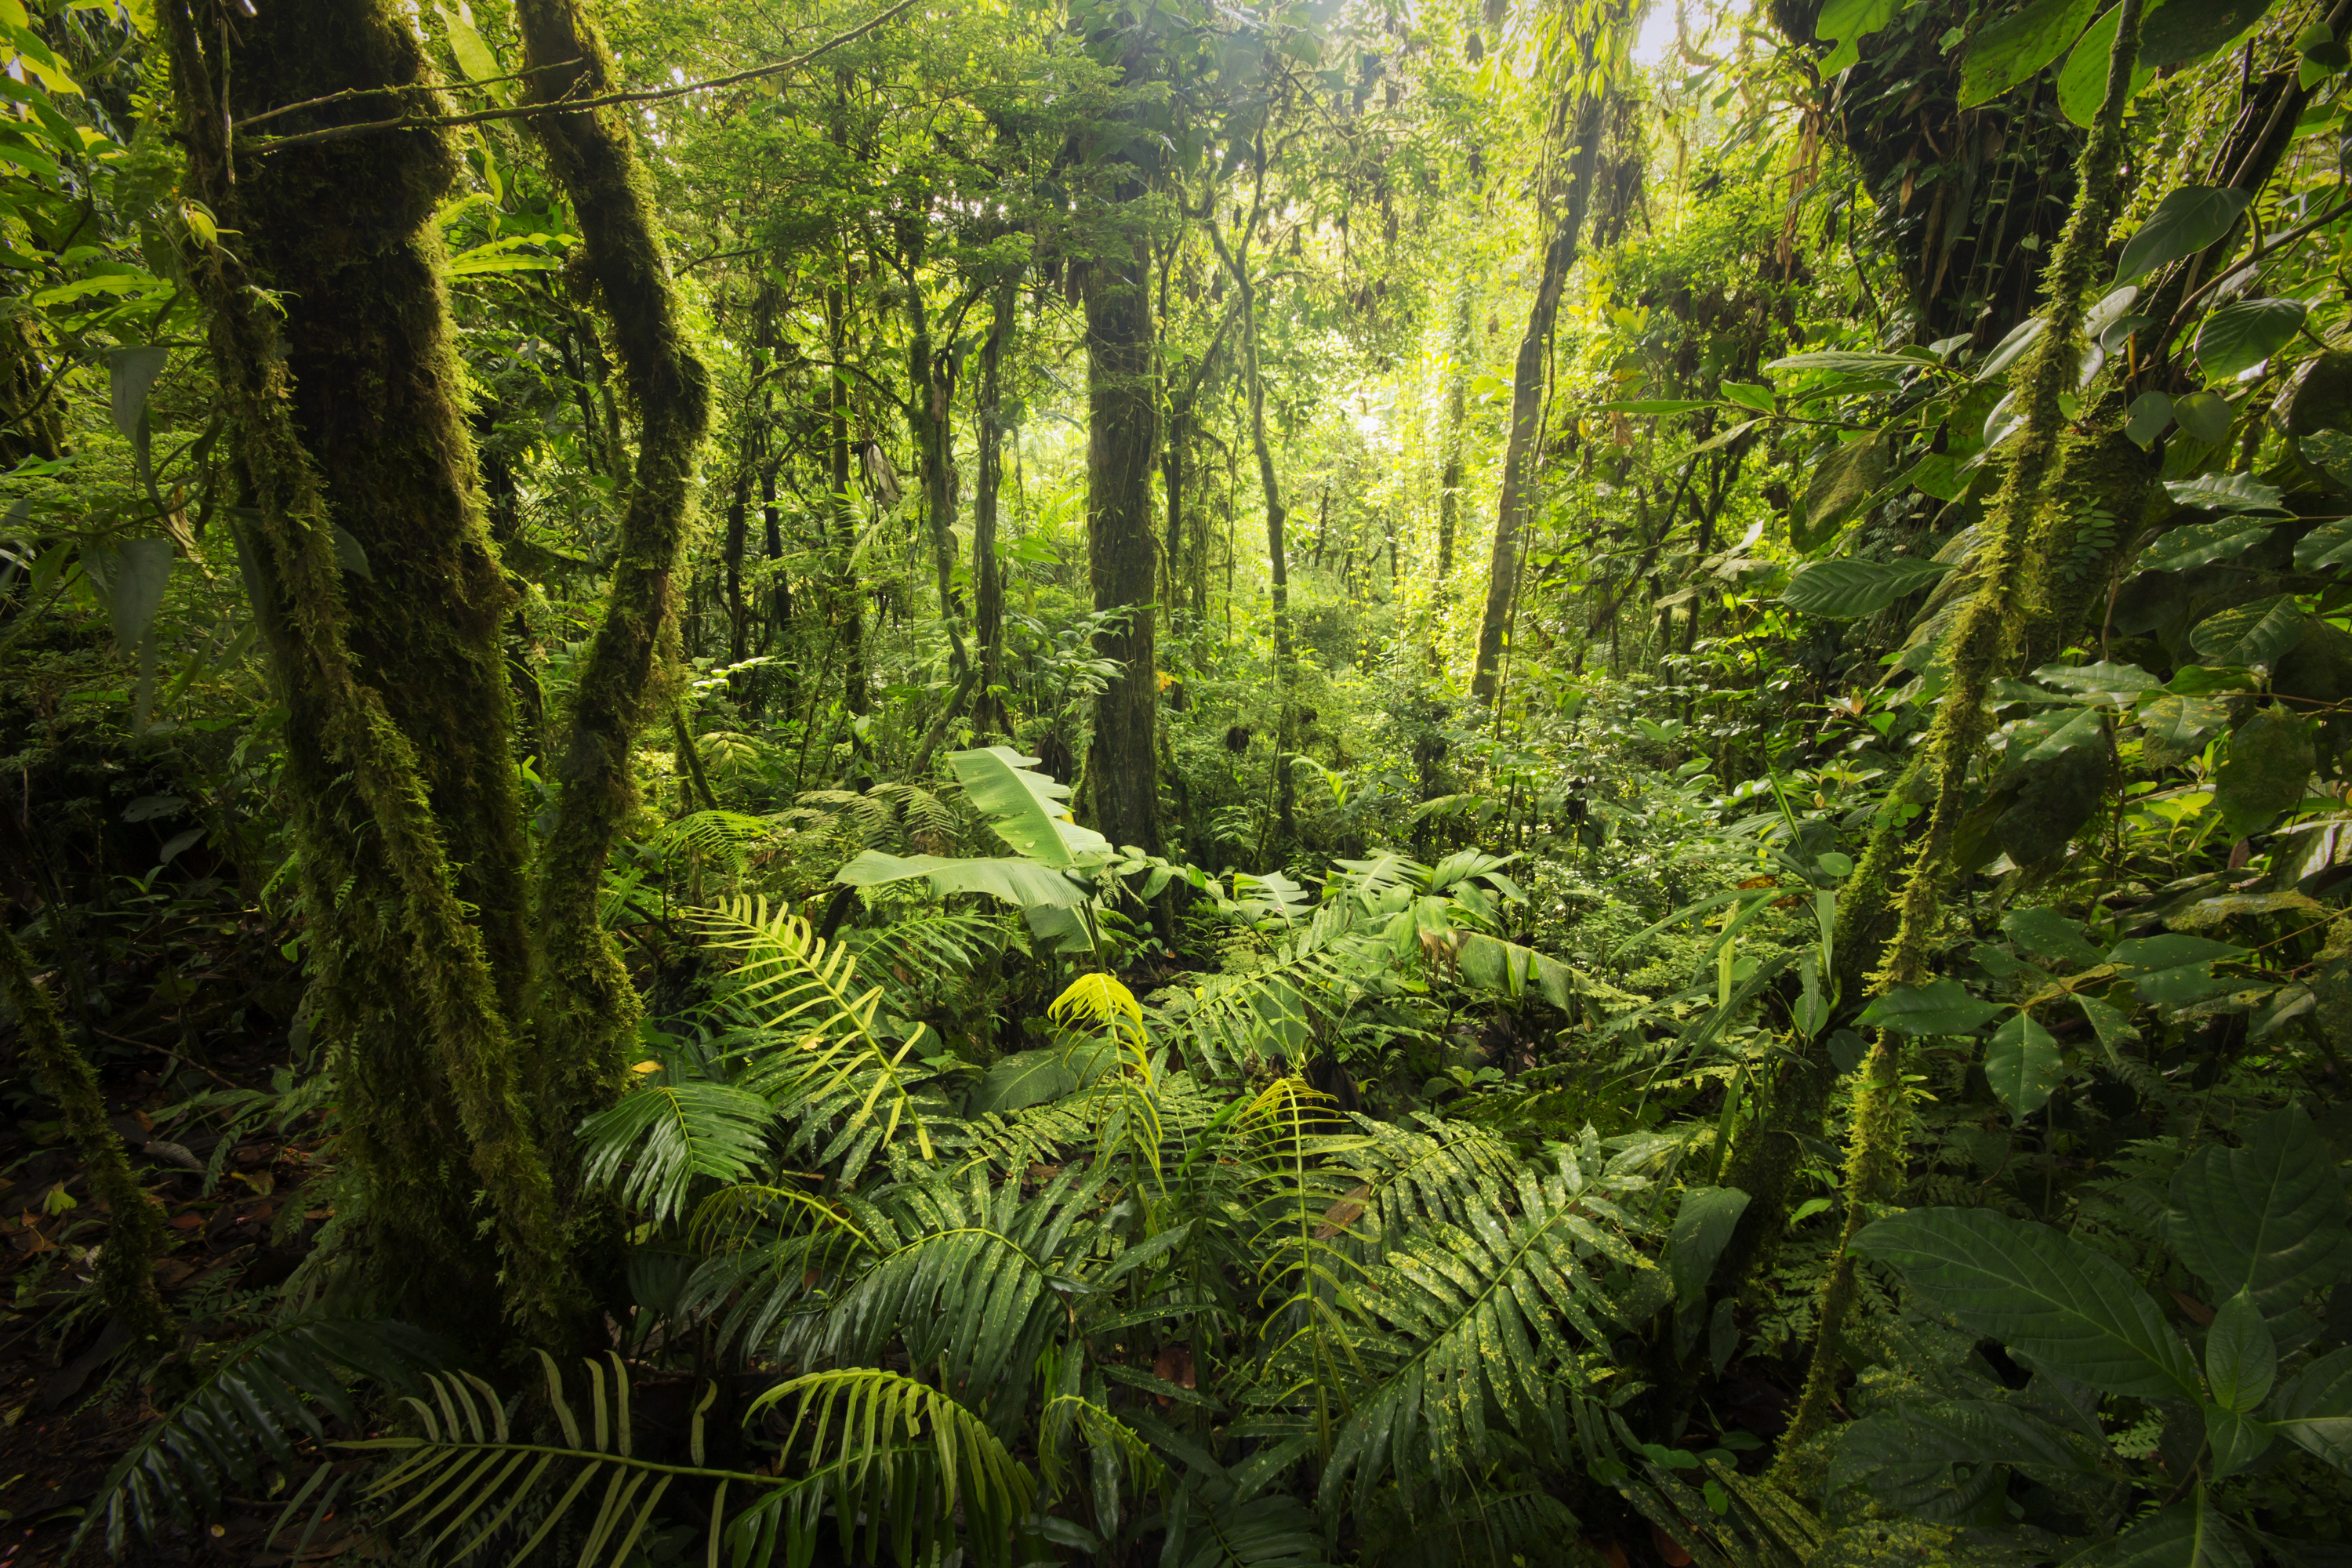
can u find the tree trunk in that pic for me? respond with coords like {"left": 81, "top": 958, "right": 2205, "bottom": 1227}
{"left": 1083, "top": 236, "right": 1162, "bottom": 854}
{"left": 724, "top": 448, "right": 751, "bottom": 667}
{"left": 165, "top": 0, "right": 572, "bottom": 1340}
{"left": 906, "top": 251, "right": 971, "bottom": 681}
{"left": 1223, "top": 216, "right": 1296, "bottom": 843}
{"left": 975, "top": 274, "right": 1014, "bottom": 741}
{"left": 826, "top": 277, "right": 869, "bottom": 721}
{"left": 1470, "top": 93, "right": 1609, "bottom": 704}
{"left": 515, "top": 0, "right": 713, "bottom": 1146}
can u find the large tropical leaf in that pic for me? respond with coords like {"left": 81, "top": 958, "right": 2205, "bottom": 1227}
{"left": 948, "top": 746, "right": 1109, "bottom": 866}
{"left": 1849, "top": 1207, "right": 2201, "bottom": 1399}
{"left": 834, "top": 849, "right": 1089, "bottom": 909}
{"left": 2166, "top": 1105, "right": 2352, "bottom": 1319}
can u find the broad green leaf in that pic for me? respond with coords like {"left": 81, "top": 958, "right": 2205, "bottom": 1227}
{"left": 2068, "top": 1489, "right": 2251, "bottom": 1568}
{"left": 2301, "top": 428, "right": 2352, "bottom": 495}
{"left": 1798, "top": 430, "right": 1892, "bottom": 548}
{"left": 441, "top": 7, "right": 501, "bottom": 84}
{"left": 968, "top": 1040, "right": 1117, "bottom": 1115}
{"left": 2032, "top": 661, "right": 2158, "bottom": 701}
{"left": 2203, "top": 1402, "right": 2275, "bottom": 1479}
{"left": 106, "top": 345, "right": 166, "bottom": 442}
{"left": 948, "top": 746, "right": 1108, "bottom": 867}
{"left": 1985, "top": 1011, "right": 2061, "bottom": 1120}
{"left": 834, "top": 850, "right": 1091, "bottom": 909}
{"left": 2138, "top": 693, "right": 2233, "bottom": 766}
{"left": 2118, "top": 187, "right": 2250, "bottom": 284}
{"left": 88, "top": 538, "right": 173, "bottom": 657}
{"left": 1976, "top": 316, "right": 2045, "bottom": 382}
{"left": 2205, "top": 1290, "right": 2276, "bottom": 1413}
{"left": 1959, "top": 0, "right": 2100, "bottom": 107}
{"left": 1856, "top": 978, "right": 2003, "bottom": 1036}
{"left": 2012, "top": 705, "right": 2105, "bottom": 766}
{"left": 1721, "top": 380, "right": 1774, "bottom": 412}
{"left": 2057, "top": 3, "right": 2156, "bottom": 127}
{"left": 2141, "top": 0, "right": 2276, "bottom": 70}
{"left": 2295, "top": 513, "right": 2352, "bottom": 569}
{"left": 2003, "top": 906, "right": 2103, "bottom": 968}
{"left": 1815, "top": 0, "right": 1903, "bottom": 73}
{"left": 2214, "top": 706, "right": 2316, "bottom": 837}
{"left": 1780, "top": 557, "right": 1954, "bottom": 618}
{"left": 1766, "top": 350, "right": 1937, "bottom": 378}
{"left": 2109, "top": 934, "right": 2245, "bottom": 970}
{"left": 2137, "top": 520, "right": 2270, "bottom": 573}
{"left": 1454, "top": 931, "right": 1583, "bottom": 1010}
{"left": 2075, "top": 993, "right": 2141, "bottom": 1059}
{"left": 2267, "top": 1345, "right": 2352, "bottom": 1472}
{"left": 2125, "top": 390, "right": 2172, "bottom": 445}
{"left": 2194, "top": 297, "right": 2307, "bottom": 383}
{"left": 2163, "top": 472, "right": 2286, "bottom": 513}
{"left": 2172, "top": 390, "right": 2234, "bottom": 445}
{"left": 2168, "top": 1105, "right": 2352, "bottom": 1318}
{"left": 1668, "top": 1186, "right": 1751, "bottom": 1308}
{"left": 1850, "top": 1207, "right": 2201, "bottom": 1398}
{"left": 2188, "top": 596, "right": 2307, "bottom": 670}
{"left": 1831, "top": 1399, "right": 2104, "bottom": 1521}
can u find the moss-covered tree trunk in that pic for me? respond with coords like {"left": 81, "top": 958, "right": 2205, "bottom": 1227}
{"left": 975, "top": 275, "right": 1014, "bottom": 742}
{"left": 514, "top": 0, "right": 713, "bottom": 1137}
{"left": 1083, "top": 230, "right": 1163, "bottom": 855}
{"left": 165, "top": 0, "right": 572, "bottom": 1341}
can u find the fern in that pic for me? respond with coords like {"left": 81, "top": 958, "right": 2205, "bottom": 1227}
{"left": 78, "top": 1316, "right": 450, "bottom": 1557}
{"left": 576, "top": 1077, "right": 775, "bottom": 1226}
{"left": 1319, "top": 1145, "right": 1646, "bottom": 1511}
{"left": 352, "top": 1354, "right": 1035, "bottom": 1568}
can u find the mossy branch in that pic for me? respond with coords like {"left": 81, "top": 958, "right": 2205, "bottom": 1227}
{"left": 0, "top": 920, "right": 172, "bottom": 1348}
{"left": 514, "top": 0, "right": 715, "bottom": 1137}
{"left": 1773, "top": 0, "right": 2147, "bottom": 1468}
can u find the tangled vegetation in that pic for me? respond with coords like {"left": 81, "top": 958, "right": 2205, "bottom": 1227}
{"left": 6, "top": 0, "right": 2352, "bottom": 1563}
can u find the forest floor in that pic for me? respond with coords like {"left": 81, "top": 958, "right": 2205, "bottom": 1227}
{"left": 0, "top": 1022, "right": 345, "bottom": 1566}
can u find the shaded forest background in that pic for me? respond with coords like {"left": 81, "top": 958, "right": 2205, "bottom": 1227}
{"left": 4, "top": 0, "right": 2352, "bottom": 1563}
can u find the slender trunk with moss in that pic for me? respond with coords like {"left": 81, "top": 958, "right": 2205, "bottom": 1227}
{"left": 906, "top": 249, "right": 971, "bottom": 681}
{"left": 164, "top": 0, "right": 575, "bottom": 1341}
{"left": 825, "top": 278, "right": 869, "bottom": 723}
{"left": 2, "top": 920, "right": 171, "bottom": 1347}
{"left": 513, "top": 0, "right": 713, "bottom": 1137}
{"left": 975, "top": 275, "right": 1014, "bottom": 741}
{"left": 1083, "top": 230, "right": 1163, "bottom": 855}
{"left": 1776, "top": 0, "right": 2146, "bottom": 1467}
{"left": 1471, "top": 90, "right": 1607, "bottom": 704}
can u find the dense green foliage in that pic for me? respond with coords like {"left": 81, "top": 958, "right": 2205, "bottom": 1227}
{"left": 9, "top": 0, "right": 2352, "bottom": 1563}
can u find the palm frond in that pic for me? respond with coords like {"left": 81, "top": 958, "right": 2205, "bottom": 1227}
{"left": 78, "top": 1316, "right": 450, "bottom": 1557}
{"left": 1319, "top": 1144, "right": 1647, "bottom": 1512}
{"left": 576, "top": 1077, "right": 775, "bottom": 1226}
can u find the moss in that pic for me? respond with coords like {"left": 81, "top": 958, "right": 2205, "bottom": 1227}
{"left": 514, "top": 0, "right": 714, "bottom": 1143}
{"left": 1774, "top": 0, "right": 2148, "bottom": 1467}
{"left": 0, "top": 924, "right": 171, "bottom": 1348}
{"left": 165, "top": 0, "right": 576, "bottom": 1343}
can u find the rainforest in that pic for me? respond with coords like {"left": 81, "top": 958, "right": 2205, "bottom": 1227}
{"left": 2, "top": 0, "right": 2350, "bottom": 1563}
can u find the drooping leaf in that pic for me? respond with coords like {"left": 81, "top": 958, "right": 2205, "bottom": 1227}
{"left": 2137, "top": 520, "right": 2272, "bottom": 573}
{"left": 2213, "top": 705, "right": 2317, "bottom": 837}
{"left": 2295, "top": 512, "right": 2352, "bottom": 569}
{"left": 2117, "top": 187, "right": 2250, "bottom": 283}
{"left": 1796, "top": 430, "right": 1892, "bottom": 549}
{"left": 834, "top": 850, "right": 1090, "bottom": 910}
{"left": 2140, "top": 0, "right": 2277, "bottom": 70}
{"left": 1851, "top": 1207, "right": 2201, "bottom": 1398}
{"left": 2057, "top": 2, "right": 2156, "bottom": 126}
{"left": 1856, "top": 978, "right": 2003, "bottom": 1036}
{"left": 2137, "top": 693, "right": 2233, "bottom": 765}
{"left": 90, "top": 537, "right": 173, "bottom": 657}
{"left": 1815, "top": 0, "right": 1904, "bottom": 73}
{"left": 2300, "top": 429, "right": 2352, "bottom": 495}
{"left": 2063, "top": 1489, "right": 2252, "bottom": 1568}
{"left": 1668, "top": 1186, "right": 1751, "bottom": 1309}
{"left": 2205, "top": 1290, "right": 2277, "bottom": 1413}
{"left": 2268, "top": 1345, "right": 2352, "bottom": 1472}
{"left": 106, "top": 344, "right": 167, "bottom": 443}
{"left": 947, "top": 746, "right": 1109, "bottom": 868}
{"left": 2167, "top": 1105, "right": 2352, "bottom": 1319}
{"left": 2163, "top": 472, "right": 2286, "bottom": 513}
{"left": 2194, "top": 297, "right": 2308, "bottom": 383}
{"left": 2188, "top": 596, "right": 2307, "bottom": 670}
{"left": 1765, "top": 350, "right": 1937, "bottom": 379}
{"left": 1984, "top": 1011, "right": 2062, "bottom": 1120}
{"left": 2174, "top": 390, "right": 2235, "bottom": 445}
{"left": 1958, "top": 0, "right": 2100, "bottom": 107}
{"left": 2125, "top": 390, "right": 2173, "bottom": 445}
{"left": 1780, "top": 557, "right": 1954, "bottom": 618}
{"left": 2002, "top": 906, "right": 2103, "bottom": 968}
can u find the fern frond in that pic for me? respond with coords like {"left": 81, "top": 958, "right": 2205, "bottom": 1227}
{"left": 1358, "top": 1487, "right": 1582, "bottom": 1568}
{"left": 1318, "top": 1147, "right": 1644, "bottom": 1512}
{"left": 649, "top": 809, "right": 779, "bottom": 870}
{"left": 78, "top": 1317, "right": 450, "bottom": 1557}
{"left": 1152, "top": 931, "right": 1349, "bottom": 1076}
{"left": 576, "top": 1078, "right": 775, "bottom": 1226}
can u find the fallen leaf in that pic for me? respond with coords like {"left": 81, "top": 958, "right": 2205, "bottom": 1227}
{"left": 1653, "top": 1523, "right": 1695, "bottom": 1566}
{"left": 2171, "top": 1289, "right": 2216, "bottom": 1326}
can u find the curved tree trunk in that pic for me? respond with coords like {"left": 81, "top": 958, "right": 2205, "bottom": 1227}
{"left": 514, "top": 0, "right": 714, "bottom": 1141}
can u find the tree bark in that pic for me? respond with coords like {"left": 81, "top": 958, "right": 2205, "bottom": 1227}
{"left": 1083, "top": 235, "right": 1162, "bottom": 854}
{"left": 1470, "top": 93, "right": 1609, "bottom": 704}
{"left": 975, "top": 274, "right": 1015, "bottom": 741}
